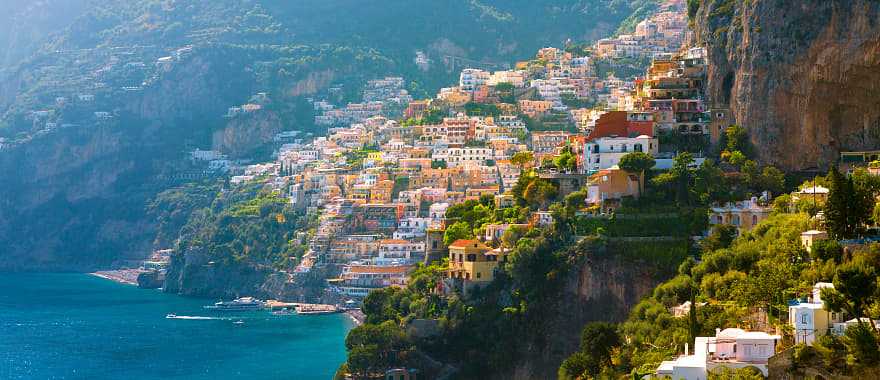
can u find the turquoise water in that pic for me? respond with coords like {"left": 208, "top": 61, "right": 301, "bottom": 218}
{"left": 0, "top": 273, "right": 353, "bottom": 380}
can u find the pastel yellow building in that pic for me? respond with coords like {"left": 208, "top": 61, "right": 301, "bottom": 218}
{"left": 447, "top": 240, "right": 507, "bottom": 283}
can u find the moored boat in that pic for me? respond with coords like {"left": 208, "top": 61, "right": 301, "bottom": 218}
{"left": 203, "top": 297, "right": 265, "bottom": 311}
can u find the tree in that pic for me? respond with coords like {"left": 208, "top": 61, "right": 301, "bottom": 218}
{"left": 758, "top": 166, "right": 786, "bottom": 195}
{"left": 560, "top": 322, "right": 621, "bottom": 379}
{"left": 523, "top": 178, "right": 558, "bottom": 209}
{"left": 653, "top": 152, "right": 696, "bottom": 206}
{"left": 511, "top": 151, "right": 535, "bottom": 170}
{"left": 619, "top": 152, "right": 655, "bottom": 196}
{"left": 822, "top": 262, "right": 879, "bottom": 331}
{"left": 443, "top": 221, "right": 474, "bottom": 246}
{"left": 579, "top": 322, "right": 621, "bottom": 369}
{"left": 825, "top": 167, "right": 874, "bottom": 239}
{"left": 724, "top": 125, "right": 750, "bottom": 154}
{"left": 702, "top": 224, "right": 738, "bottom": 252}
{"left": 345, "top": 321, "right": 409, "bottom": 379}
{"left": 554, "top": 145, "right": 578, "bottom": 172}
{"left": 826, "top": 167, "right": 850, "bottom": 239}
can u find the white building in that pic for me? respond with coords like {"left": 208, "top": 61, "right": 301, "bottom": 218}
{"left": 459, "top": 68, "right": 490, "bottom": 92}
{"left": 655, "top": 328, "right": 780, "bottom": 379}
{"left": 789, "top": 282, "right": 846, "bottom": 345}
{"left": 487, "top": 70, "right": 527, "bottom": 88}
{"left": 190, "top": 149, "right": 226, "bottom": 161}
{"left": 582, "top": 135, "right": 658, "bottom": 173}
{"left": 433, "top": 147, "right": 494, "bottom": 167}
{"left": 393, "top": 218, "right": 432, "bottom": 240}
{"left": 376, "top": 239, "right": 425, "bottom": 265}
{"left": 429, "top": 203, "right": 450, "bottom": 225}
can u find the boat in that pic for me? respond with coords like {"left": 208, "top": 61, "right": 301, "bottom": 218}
{"left": 233, "top": 320, "right": 245, "bottom": 325}
{"left": 166, "top": 314, "right": 219, "bottom": 320}
{"left": 203, "top": 297, "right": 265, "bottom": 311}
{"left": 271, "top": 308, "right": 295, "bottom": 316}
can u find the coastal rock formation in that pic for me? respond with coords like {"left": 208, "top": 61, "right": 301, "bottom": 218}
{"left": 694, "top": 0, "right": 880, "bottom": 170}
{"left": 0, "top": 50, "right": 271, "bottom": 270}
{"left": 162, "top": 249, "right": 329, "bottom": 300}
{"left": 503, "top": 245, "right": 673, "bottom": 380}
{"left": 212, "top": 110, "right": 283, "bottom": 158}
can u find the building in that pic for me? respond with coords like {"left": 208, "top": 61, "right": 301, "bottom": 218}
{"left": 709, "top": 197, "right": 772, "bottom": 232}
{"left": 531, "top": 131, "right": 572, "bottom": 154}
{"left": 800, "top": 230, "right": 828, "bottom": 254}
{"left": 459, "top": 68, "right": 490, "bottom": 92}
{"left": 376, "top": 239, "right": 425, "bottom": 265}
{"left": 337, "top": 264, "right": 412, "bottom": 298}
{"left": 587, "top": 166, "right": 641, "bottom": 212}
{"left": 447, "top": 240, "right": 507, "bottom": 284}
{"left": 655, "top": 328, "right": 781, "bottom": 379}
{"left": 582, "top": 135, "right": 658, "bottom": 173}
{"left": 518, "top": 100, "right": 553, "bottom": 118}
{"left": 483, "top": 223, "right": 529, "bottom": 243}
{"left": 789, "top": 282, "right": 846, "bottom": 345}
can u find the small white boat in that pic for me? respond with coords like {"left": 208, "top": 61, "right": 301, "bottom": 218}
{"left": 166, "top": 314, "right": 219, "bottom": 320}
{"left": 233, "top": 320, "right": 245, "bottom": 325}
{"left": 272, "top": 308, "right": 294, "bottom": 316}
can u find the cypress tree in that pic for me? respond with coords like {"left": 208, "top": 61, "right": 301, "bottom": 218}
{"left": 825, "top": 167, "right": 849, "bottom": 239}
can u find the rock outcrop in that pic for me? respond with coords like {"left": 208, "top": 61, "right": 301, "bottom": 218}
{"left": 695, "top": 0, "right": 880, "bottom": 170}
{"left": 162, "top": 249, "right": 329, "bottom": 300}
{"left": 0, "top": 49, "right": 276, "bottom": 270}
{"left": 504, "top": 245, "right": 674, "bottom": 380}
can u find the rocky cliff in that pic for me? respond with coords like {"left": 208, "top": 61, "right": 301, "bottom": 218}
{"left": 0, "top": 49, "right": 281, "bottom": 270}
{"left": 694, "top": 0, "right": 880, "bottom": 170}
{"left": 162, "top": 250, "right": 330, "bottom": 300}
{"left": 504, "top": 244, "right": 674, "bottom": 380}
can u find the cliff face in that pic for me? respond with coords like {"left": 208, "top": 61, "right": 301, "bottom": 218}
{"left": 0, "top": 51, "right": 280, "bottom": 270}
{"left": 212, "top": 111, "right": 283, "bottom": 158}
{"left": 505, "top": 250, "right": 671, "bottom": 380}
{"left": 162, "top": 250, "right": 329, "bottom": 300}
{"left": 695, "top": 0, "right": 880, "bottom": 170}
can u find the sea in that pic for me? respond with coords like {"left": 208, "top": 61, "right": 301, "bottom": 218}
{"left": 0, "top": 273, "right": 354, "bottom": 380}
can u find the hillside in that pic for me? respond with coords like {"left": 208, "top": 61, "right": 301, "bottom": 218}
{"left": 0, "top": 1, "right": 656, "bottom": 269}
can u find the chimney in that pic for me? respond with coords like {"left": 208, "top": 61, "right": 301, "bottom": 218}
{"left": 716, "top": 328, "right": 721, "bottom": 336}
{"left": 685, "top": 343, "right": 689, "bottom": 356}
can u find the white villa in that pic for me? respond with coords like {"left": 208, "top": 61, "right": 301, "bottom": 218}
{"left": 655, "top": 328, "right": 781, "bottom": 379}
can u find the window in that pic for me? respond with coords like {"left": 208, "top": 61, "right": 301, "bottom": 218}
{"left": 802, "top": 314, "right": 809, "bottom": 324}
{"left": 467, "top": 254, "right": 477, "bottom": 262}
{"left": 476, "top": 272, "right": 481, "bottom": 279}
{"left": 634, "top": 144, "right": 643, "bottom": 152}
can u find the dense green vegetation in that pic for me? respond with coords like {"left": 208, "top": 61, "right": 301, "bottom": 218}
{"left": 176, "top": 183, "right": 313, "bottom": 269}
{"left": 559, "top": 162, "right": 880, "bottom": 378}
{"left": 147, "top": 181, "right": 224, "bottom": 248}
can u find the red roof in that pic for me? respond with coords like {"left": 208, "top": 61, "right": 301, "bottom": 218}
{"left": 587, "top": 111, "right": 654, "bottom": 141}
{"left": 448, "top": 239, "right": 486, "bottom": 249}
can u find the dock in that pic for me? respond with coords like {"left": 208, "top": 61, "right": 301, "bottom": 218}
{"left": 264, "top": 300, "right": 340, "bottom": 314}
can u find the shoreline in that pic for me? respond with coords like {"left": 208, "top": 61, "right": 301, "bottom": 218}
{"left": 90, "top": 269, "right": 146, "bottom": 286}
{"left": 345, "top": 309, "right": 365, "bottom": 326}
